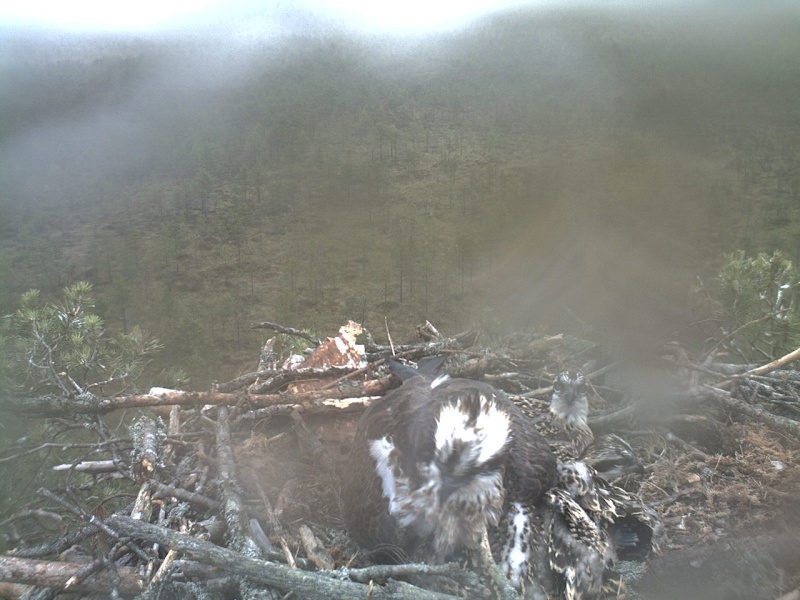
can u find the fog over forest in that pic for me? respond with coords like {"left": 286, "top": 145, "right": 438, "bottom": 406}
{"left": 1, "top": 0, "right": 799, "bottom": 384}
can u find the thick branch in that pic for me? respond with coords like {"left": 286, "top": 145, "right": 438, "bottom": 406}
{"left": 105, "top": 515, "right": 459, "bottom": 600}
{"left": 215, "top": 406, "right": 262, "bottom": 560}
{"left": 8, "top": 377, "right": 394, "bottom": 417}
{"left": 743, "top": 345, "right": 800, "bottom": 378}
{"left": 0, "top": 557, "right": 144, "bottom": 594}
{"left": 704, "top": 385, "right": 800, "bottom": 437}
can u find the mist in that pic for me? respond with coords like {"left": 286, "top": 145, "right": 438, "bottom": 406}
{"left": 1, "top": 0, "right": 799, "bottom": 380}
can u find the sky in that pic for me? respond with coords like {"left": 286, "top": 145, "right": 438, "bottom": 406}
{"left": 0, "top": 0, "right": 538, "bottom": 34}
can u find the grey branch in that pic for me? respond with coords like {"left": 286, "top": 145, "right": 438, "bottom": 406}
{"left": 105, "top": 515, "right": 460, "bottom": 600}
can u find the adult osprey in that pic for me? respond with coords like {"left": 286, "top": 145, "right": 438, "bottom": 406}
{"left": 342, "top": 360, "right": 557, "bottom": 566}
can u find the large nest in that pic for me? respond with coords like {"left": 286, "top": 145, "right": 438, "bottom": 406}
{"left": 2, "top": 320, "right": 800, "bottom": 600}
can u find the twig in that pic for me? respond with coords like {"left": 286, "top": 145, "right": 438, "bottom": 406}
{"left": 151, "top": 482, "right": 219, "bottom": 511}
{"left": 37, "top": 489, "right": 151, "bottom": 564}
{"left": 0, "top": 509, "right": 62, "bottom": 531}
{"left": 217, "top": 369, "right": 281, "bottom": 392}
{"left": 63, "top": 558, "right": 105, "bottom": 591}
{"left": 319, "top": 349, "right": 425, "bottom": 391}
{"left": 385, "top": 317, "right": 395, "bottom": 356}
{"left": 706, "top": 312, "right": 774, "bottom": 356}
{"left": 9, "top": 523, "right": 102, "bottom": 559}
{"left": 149, "top": 548, "right": 178, "bottom": 589}
{"left": 345, "top": 563, "right": 465, "bottom": 584}
{"left": 666, "top": 432, "right": 711, "bottom": 461}
{"left": 0, "top": 439, "right": 132, "bottom": 464}
{"left": 52, "top": 460, "right": 126, "bottom": 474}
{"left": 251, "top": 321, "right": 321, "bottom": 346}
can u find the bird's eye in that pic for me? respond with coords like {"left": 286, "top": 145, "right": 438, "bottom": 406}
{"left": 578, "top": 384, "right": 587, "bottom": 394}
{"left": 554, "top": 381, "right": 562, "bottom": 391}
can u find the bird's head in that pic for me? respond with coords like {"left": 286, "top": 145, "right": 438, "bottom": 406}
{"left": 432, "top": 392, "right": 511, "bottom": 507}
{"left": 550, "top": 371, "right": 589, "bottom": 427}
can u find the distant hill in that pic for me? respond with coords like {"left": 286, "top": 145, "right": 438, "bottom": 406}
{"left": 2, "top": 2, "right": 799, "bottom": 385}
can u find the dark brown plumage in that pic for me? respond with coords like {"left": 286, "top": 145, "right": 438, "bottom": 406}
{"left": 342, "top": 363, "right": 557, "bottom": 566}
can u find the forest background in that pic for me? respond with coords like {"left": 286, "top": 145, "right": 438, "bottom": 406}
{"left": 1, "top": 1, "right": 799, "bottom": 390}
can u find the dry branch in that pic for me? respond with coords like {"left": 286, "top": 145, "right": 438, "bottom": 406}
{"left": 10, "top": 376, "right": 394, "bottom": 417}
{"left": 105, "top": 515, "right": 460, "bottom": 600}
{"left": 8, "top": 322, "right": 800, "bottom": 600}
{"left": 133, "top": 415, "right": 159, "bottom": 482}
{"left": 251, "top": 321, "right": 321, "bottom": 346}
{"left": 215, "top": 406, "right": 263, "bottom": 561}
{"left": 150, "top": 482, "right": 219, "bottom": 511}
{"left": 298, "top": 525, "right": 334, "bottom": 570}
{"left": 51, "top": 460, "right": 123, "bottom": 474}
{"left": 705, "top": 385, "right": 800, "bottom": 437}
{"left": 743, "top": 345, "right": 800, "bottom": 377}
{"left": 0, "top": 556, "right": 144, "bottom": 595}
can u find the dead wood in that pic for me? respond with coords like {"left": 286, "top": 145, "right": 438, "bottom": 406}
{"left": 217, "top": 369, "right": 281, "bottom": 393}
{"left": 250, "top": 321, "right": 322, "bottom": 346}
{"left": 215, "top": 407, "right": 262, "bottom": 559}
{"left": 705, "top": 384, "right": 800, "bottom": 437}
{"left": 150, "top": 482, "right": 219, "bottom": 511}
{"left": 298, "top": 524, "right": 335, "bottom": 570}
{"left": 8, "top": 376, "right": 394, "bottom": 417}
{"left": 0, "top": 556, "right": 144, "bottom": 595}
{"left": 665, "top": 432, "right": 711, "bottom": 461}
{"left": 9, "top": 524, "right": 102, "bottom": 559}
{"left": 105, "top": 516, "right": 460, "bottom": 600}
{"left": 51, "top": 460, "right": 124, "bottom": 474}
{"left": 132, "top": 415, "right": 159, "bottom": 482}
{"left": 7, "top": 321, "right": 800, "bottom": 599}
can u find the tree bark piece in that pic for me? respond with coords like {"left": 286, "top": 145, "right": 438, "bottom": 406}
{"left": 132, "top": 416, "right": 159, "bottom": 482}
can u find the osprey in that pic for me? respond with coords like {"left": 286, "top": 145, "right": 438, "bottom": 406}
{"left": 516, "top": 371, "right": 594, "bottom": 461}
{"left": 499, "top": 459, "right": 661, "bottom": 600}
{"left": 501, "top": 371, "right": 662, "bottom": 597}
{"left": 343, "top": 361, "right": 660, "bottom": 599}
{"left": 342, "top": 359, "right": 557, "bottom": 568}
{"left": 517, "top": 371, "right": 647, "bottom": 482}
{"left": 579, "top": 433, "right": 646, "bottom": 483}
